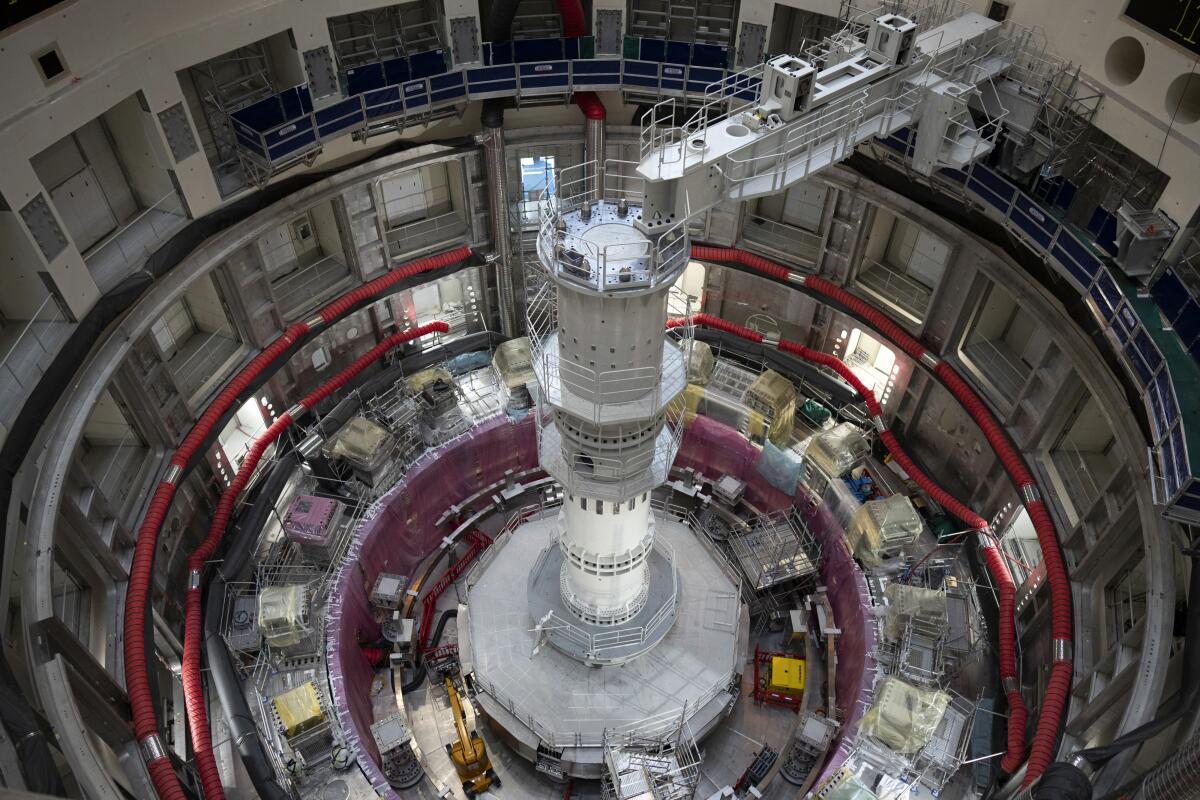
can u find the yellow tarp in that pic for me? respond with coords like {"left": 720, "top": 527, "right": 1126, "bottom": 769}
{"left": 274, "top": 681, "right": 324, "bottom": 739}
{"left": 769, "top": 656, "right": 806, "bottom": 693}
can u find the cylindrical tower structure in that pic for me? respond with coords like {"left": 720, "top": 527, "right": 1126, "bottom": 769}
{"left": 528, "top": 159, "right": 691, "bottom": 656}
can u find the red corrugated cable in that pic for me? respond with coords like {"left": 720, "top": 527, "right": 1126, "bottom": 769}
{"left": 690, "top": 247, "right": 1072, "bottom": 784}
{"left": 555, "top": 0, "right": 606, "bottom": 121}
{"left": 181, "top": 323, "right": 448, "bottom": 799}
{"left": 680, "top": 311, "right": 1027, "bottom": 772}
{"left": 123, "top": 247, "right": 469, "bottom": 799}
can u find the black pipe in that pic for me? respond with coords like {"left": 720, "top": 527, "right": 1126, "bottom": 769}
{"left": 400, "top": 609, "right": 459, "bottom": 694}
{"left": 1077, "top": 550, "right": 1200, "bottom": 769}
{"left": 203, "top": 449, "right": 299, "bottom": 800}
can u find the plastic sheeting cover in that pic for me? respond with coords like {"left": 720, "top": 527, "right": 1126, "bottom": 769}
{"left": 744, "top": 368, "right": 797, "bottom": 445}
{"left": 258, "top": 584, "right": 310, "bottom": 648}
{"left": 807, "top": 422, "right": 869, "bottom": 478}
{"left": 273, "top": 681, "right": 325, "bottom": 738}
{"left": 492, "top": 336, "right": 535, "bottom": 388}
{"left": 404, "top": 365, "right": 453, "bottom": 394}
{"left": 815, "top": 769, "right": 880, "bottom": 800}
{"left": 845, "top": 495, "right": 923, "bottom": 566}
{"left": 859, "top": 677, "right": 949, "bottom": 754}
{"left": 684, "top": 340, "right": 716, "bottom": 385}
{"left": 882, "top": 583, "right": 948, "bottom": 641}
{"left": 445, "top": 350, "right": 492, "bottom": 375}
{"left": 757, "top": 440, "right": 804, "bottom": 495}
{"left": 324, "top": 416, "right": 393, "bottom": 469}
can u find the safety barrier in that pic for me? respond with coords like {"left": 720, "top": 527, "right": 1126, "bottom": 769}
{"left": 228, "top": 35, "right": 748, "bottom": 169}
{"left": 876, "top": 129, "right": 1199, "bottom": 523}
{"left": 123, "top": 247, "right": 472, "bottom": 800}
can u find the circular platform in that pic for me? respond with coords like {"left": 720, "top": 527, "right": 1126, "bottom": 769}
{"left": 526, "top": 535, "right": 677, "bottom": 665}
{"left": 462, "top": 511, "right": 748, "bottom": 778}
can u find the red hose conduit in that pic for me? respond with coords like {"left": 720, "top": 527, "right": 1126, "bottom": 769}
{"left": 678, "top": 311, "right": 1027, "bottom": 771}
{"left": 690, "top": 247, "right": 1073, "bottom": 784}
{"left": 123, "top": 247, "right": 470, "bottom": 799}
{"left": 555, "top": 0, "right": 606, "bottom": 121}
{"left": 182, "top": 322, "right": 448, "bottom": 800}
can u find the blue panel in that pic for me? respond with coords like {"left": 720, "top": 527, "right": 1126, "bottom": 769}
{"left": 1176, "top": 301, "right": 1200, "bottom": 346}
{"left": 640, "top": 38, "right": 665, "bottom": 62}
{"left": 430, "top": 72, "right": 466, "bottom": 103}
{"left": 401, "top": 80, "right": 430, "bottom": 108}
{"left": 468, "top": 66, "right": 517, "bottom": 83}
{"left": 1151, "top": 269, "right": 1190, "bottom": 321}
{"left": 514, "top": 38, "right": 563, "bottom": 63}
{"left": 1171, "top": 425, "right": 1190, "bottom": 486}
{"left": 520, "top": 62, "right": 568, "bottom": 77}
{"left": 1156, "top": 370, "right": 1178, "bottom": 427}
{"left": 1124, "top": 340, "right": 1153, "bottom": 386}
{"left": 939, "top": 168, "right": 967, "bottom": 184}
{"left": 232, "top": 93, "right": 288, "bottom": 132}
{"left": 574, "top": 59, "right": 621, "bottom": 75}
{"left": 660, "top": 67, "right": 684, "bottom": 90}
{"left": 431, "top": 72, "right": 465, "bottom": 90}
{"left": 1087, "top": 207, "right": 1119, "bottom": 255}
{"left": 1013, "top": 193, "right": 1058, "bottom": 239}
{"left": 967, "top": 177, "right": 1010, "bottom": 212}
{"left": 346, "top": 62, "right": 386, "bottom": 95}
{"left": 1114, "top": 301, "right": 1138, "bottom": 340}
{"left": 383, "top": 56, "right": 411, "bottom": 86}
{"left": 623, "top": 60, "right": 660, "bottom": 88}
{"left": 1012, "top": 207, "right": 1053, "bottom": 249}
{"left": 1090, "top": 271, "right": 1122, "bottom": 319}
{"left": 265, "top": 118, "right": 316, "bottom": 160}
{"left": 1176, "top": 493, "right": 1200, "bottom": 512}
{"left": 1059, "top": 234, "right": 1101, "bottom": 280}
{"left": 315, "top": 98, "right": 364, "bottom": 139}
{"left": 363, "top": 86, "right": 402, "bottom": 119}
{"left": 692, "top": 43, "right": 727, "bottom": 67}
{"left": 665, "top": 40, "right": 690, "bottom": 64}
{"left": 1134, "top": 329, "right": 1163, "bottom": 373}
{"left": 687, "top": 65, "right": 723, "bottom": 95}
{"left": 974, "top": 166, "right": 1016, "bottom": 204}
{"left": 1087, "top": 206, "right": 1110, "bottom": 237}
{"left": 1164, "top": 441, "right": 1181, "bottom": 498}
{"left": 489, "top": 41, "right": 513, "bottom": 65}
{"left": 623, "top": 60, "right": 659, "bottom": 75}
{"left": 1051, "top": 244, "right": 1092, "bottom": 289}
{"left": 1055, "top": 179, "right": 1077, "bottom": 210}
{"left": 409, "top": 49, "right": 447, "bottom": 78}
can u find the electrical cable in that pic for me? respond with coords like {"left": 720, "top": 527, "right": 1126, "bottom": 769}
{"left": 123, "top": 247, "right": 470, "bottom": 800}
{"left": 180, "top": 322, "right": 448, "bottom": 800}
{"left": 671, "top": 310, "right": 1029, "bottom": 775}
{"left": 689, "top": 247, "right": 1076, "bottom": 784}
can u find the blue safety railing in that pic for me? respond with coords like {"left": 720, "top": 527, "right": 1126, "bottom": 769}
{"left": 225, "top": 35, "right": 1198, "bottom": 520}
{"left": 880, "top": 128, "right": 1200, "bottom": 522}
{"left": 229, "top": 36, "right": 738, "bottom": 168}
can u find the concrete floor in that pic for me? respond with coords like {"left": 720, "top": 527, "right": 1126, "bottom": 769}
{"left": 465, "top": 515, "right": 742, "bottom": 751}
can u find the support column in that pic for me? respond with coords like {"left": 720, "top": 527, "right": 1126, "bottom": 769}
{"left": 478, "top": 122, "right": 519, "bottom": 337}
{"left": 585, "top": 115, "right": 606, "bottom": 200}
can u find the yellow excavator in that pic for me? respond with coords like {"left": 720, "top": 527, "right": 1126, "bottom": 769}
{"left": 443, "top": 675, "right": 500, "bottom": 797}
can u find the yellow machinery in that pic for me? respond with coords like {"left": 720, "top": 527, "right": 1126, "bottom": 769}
{"left": 443, "top": 676, "right": 500, "bottom": 797}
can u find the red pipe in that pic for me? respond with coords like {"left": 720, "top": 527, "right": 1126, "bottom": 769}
{"left": 555, "top": 0, "right": 606, "bottom": 121}
{"left": 682, "top": 311, "right": 1027, "bottom": 771}
{"left": 181, "top": 323, "right": 448, "bottom": 800}
{"left": 123, "top": 247, "right": 469, "bottom": 799}
{"left": 689, "top": 247, "right": 1072, "bottom": 784}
